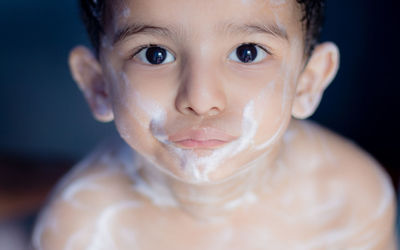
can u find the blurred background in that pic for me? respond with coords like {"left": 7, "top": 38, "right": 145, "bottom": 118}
{"left": 0, "top": 0, "right": 399, "bottom": 248}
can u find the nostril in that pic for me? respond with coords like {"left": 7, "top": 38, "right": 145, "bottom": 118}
{"left": 185, "top": 106, "right": 197, "bottom": 115}
{"left": 208, "top": 107, "right": 220, "bottom": 116}
{"left": 184, "top": 106, "right": 220, "bottom": 116}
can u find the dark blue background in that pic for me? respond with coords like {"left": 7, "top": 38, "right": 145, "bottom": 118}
{"left": 0, "top": 1, "right": 398, "bottom": 183}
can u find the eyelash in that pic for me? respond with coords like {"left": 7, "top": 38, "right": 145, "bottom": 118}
{"left": 129, "top": 44, "right": 155, "bottom": 59}
{"left": 254, "top": 44, "right": 271, "bottom": 55}
{"left": 230, "top": 43, "right": 272, "bottom": 63}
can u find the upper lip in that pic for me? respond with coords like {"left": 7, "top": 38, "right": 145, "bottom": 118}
{"left": 168, "top": 127, "right": 237, "bottom": 143}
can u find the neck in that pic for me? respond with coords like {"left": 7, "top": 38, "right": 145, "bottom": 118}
{"left": 131, "top": 143, "right": 282, "bottom": 221}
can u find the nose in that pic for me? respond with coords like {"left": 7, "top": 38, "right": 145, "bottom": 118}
{"left": 175, "top": 60, "right": 227, "bottom": 117}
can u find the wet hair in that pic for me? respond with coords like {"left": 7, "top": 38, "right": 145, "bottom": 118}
{"left": 79, "top": 0, "right": 326, "bottom": 57}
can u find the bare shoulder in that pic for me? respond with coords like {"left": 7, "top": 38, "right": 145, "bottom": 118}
{"left": 285, "top": 119, "right": 397, "bottom": 249}
{"left": 32, "top": 138, "right": 148, "bottom": 250}
{"left": 287, "top": 119, "right": 395, "bottom": 202}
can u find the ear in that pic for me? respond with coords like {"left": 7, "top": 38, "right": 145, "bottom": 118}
{"left": 292, "top": 42, "right": 340, "bottom": 119}
{"left": 69, "top": 46, "right": 114, "bottom": 122}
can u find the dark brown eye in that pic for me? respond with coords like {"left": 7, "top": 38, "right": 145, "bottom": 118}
{"left": 229, "top": 43, "right": 268, "bottom": 63}
{"left": 135, "top": 45, "right": 175, "bottom": 65}
{"left": 237, "top": 44, "right": 257, "bottom": 63}
{"left": 146, "top": 46, "right": 167, "bottom": 64}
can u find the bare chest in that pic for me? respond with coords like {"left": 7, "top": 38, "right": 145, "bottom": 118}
{"left": 100, "top": 185, "right": 352, "bottom": 250}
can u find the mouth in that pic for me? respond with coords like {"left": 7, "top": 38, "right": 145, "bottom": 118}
{"left": 168, "top": 127, "right": 238, "bottom": 149}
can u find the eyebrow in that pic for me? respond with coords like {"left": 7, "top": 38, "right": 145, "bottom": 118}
{"left": 113, "top": 24, "right": 172, "bottom": 45}
{"left": 224, "top": 23, "right": 289, "bottom": 42}
{"left": 113, "top": 22, "right": 289, "bottom": 45}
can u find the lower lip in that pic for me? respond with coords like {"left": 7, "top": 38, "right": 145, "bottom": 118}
{"left": 174, "top": 139, "right": 229, "bottom": 149}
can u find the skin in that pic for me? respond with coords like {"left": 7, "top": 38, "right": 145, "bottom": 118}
{"left": 33, "top": 0, "right": 397, "bottom": 249}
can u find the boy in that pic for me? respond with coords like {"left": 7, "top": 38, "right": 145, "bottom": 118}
{"left": 33, "top": 0, "right": 397, "bottom": 249}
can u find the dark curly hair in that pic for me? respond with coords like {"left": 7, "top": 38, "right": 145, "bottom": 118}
{"left": 79, "top": 0, "right": 325, "bottom": 57}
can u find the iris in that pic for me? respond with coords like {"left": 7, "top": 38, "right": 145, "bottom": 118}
{"left": 236, "top": 44, "right": 258, "bottom": 63}
{"left": 146, "top": 46, "right": 167, "bottom": 65}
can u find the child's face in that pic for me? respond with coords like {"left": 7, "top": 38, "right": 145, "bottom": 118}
{"left": 99, "top": 0, "right": 305, "bottom": 183}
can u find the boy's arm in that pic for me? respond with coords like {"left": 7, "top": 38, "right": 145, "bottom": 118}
{"left": 338, "top": 154, "right": 397, "bottom": 249}
{"left": 348, "top": 202, "right": 397, "bottom": 249}
{"left": 346, "top": 204, "right": 397, "bottom": 250}
{"left": 349, "top": 190, "right": 397, "bottom": 250}
{"left": 299, "top": 121, "right": 398, "bottom": 249}
{"left": 32, "top": 159, "right": 145, "bottom": 250}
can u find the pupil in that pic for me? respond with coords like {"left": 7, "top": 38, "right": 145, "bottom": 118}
{"left": 146, "top": 47, "right": 166, "bottom": 64}
{"left": 236, "top": 44, "right": 257, "bottom": 63}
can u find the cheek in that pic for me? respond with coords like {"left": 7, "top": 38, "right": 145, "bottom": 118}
{"left": 108, "top": 70, "right": 169, "bottom": 157}
{"left": 249, "top": 67, "right": 297, "bottom": 150}
{"left": 111, "top": 98, "right": 156, "bottom": 159}
{"left": 269, "top": 0, "right": 288, "bottom": 5}
{"left": 250, "top": 37, "right": 303, "bottom": 148}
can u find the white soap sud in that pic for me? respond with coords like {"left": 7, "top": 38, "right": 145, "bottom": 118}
{"left": 32, "top": 210, "right": 59, "bottom": 250}
{"left": 241, "top": 0, "right": 255, "bottom": 4}
{"left": 117, "top": 141, "right": 136, "bottom": 169}
{"left": 100, "top": 36, "right": 114, "bottom": 51}
{"left": 123, "top": 154, "right": 178, "bottom": 207}
{"left": 122, "top": 8, "right": 131, "bottom": 18}
{"left": 132, "top": 176, "right": 178, "bottom": 207}
{"left": 223, "top": 191, "right": 258, "bottom": 210}
{"left": 86, "top": 201, "right": 142, "bottom": 250}
{"left": 270, "top": 0, "right": 287, "bottom": 6}
{"left": 255, "top": 118, "right": 287, "bottom": 151}
{"left": 120, "top": 72, "right": 167, "bottom": 129}
{"left": 374, "top": 165, "right": 394, "bottom": 218}
{"left": 169, "top": 100, "right": 259, "bottom": 183}
{"left": 64, "top": 228, "right": 88, "bottom": 250}
{"left": 62, "top": 178, "right": 104, "bottom": 209}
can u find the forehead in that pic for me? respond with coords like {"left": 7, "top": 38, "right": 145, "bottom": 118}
{"left": 107, "top": 0, "right": 303, "bottom": 41}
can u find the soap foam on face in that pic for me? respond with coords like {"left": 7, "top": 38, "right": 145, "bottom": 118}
{"left": 151, "top": 99, "right": 259, "bottom": 183}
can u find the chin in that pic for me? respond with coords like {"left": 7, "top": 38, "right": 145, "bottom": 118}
{"left": 157, "top": 149, "right": 256, "bottom": 184}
